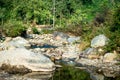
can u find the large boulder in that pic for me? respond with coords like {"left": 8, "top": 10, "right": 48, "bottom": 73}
{"left": 91, "top": 34, "right": 108, "bottom": 48}
{"left": 0, "top": 48, "right": 55, "bottom": 72}
{"left": 1, "top": 37, "right": 31, "bottom": 50}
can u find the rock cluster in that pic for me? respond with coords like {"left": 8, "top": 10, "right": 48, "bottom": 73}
{"left": 28, "top": 33, "right": 80, "bottom": 62}
{"left": 77, "top": 34, "right": 120, "bottom": 77}
{"left": 0, "top": 32, "right": 81, "bottom": 73}
{"left": 0, "top": 32, "right": 119, "bottom": 78}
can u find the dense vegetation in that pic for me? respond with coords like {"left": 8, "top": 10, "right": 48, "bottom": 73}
{"left": 51, "top": 65, "right": 91, "bottom": 80}
{"left": 0, "top": 0, "right": 120, "bottom": 52}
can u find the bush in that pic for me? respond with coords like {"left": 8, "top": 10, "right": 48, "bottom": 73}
{"left": 105, "top": 7, "right": 120, "bottom": 52}
{"left": 111, "top": 7, "right": 120, "bottom": 32}
{"left": 3, "top": 20, "right": 27, "bottom": 37}
{"left": 32, "top": 27, "right": 40, "bottom": 34}
{"left": 41, "top": 29, "right": 54, "bottom": 34}
{"left": 104, "top": 30, "right": 120, "bottom": 53}
{"left": 55, "top": 25, "right": 82, "bottom": 36}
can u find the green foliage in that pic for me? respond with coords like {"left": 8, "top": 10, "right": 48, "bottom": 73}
{"left": 0, "top": 0, "right": 52, "bottom": 24}
{"left": 41, "top": 29, "right": 54, "bottom": 34}
{"left": 111, "top": 7, "right": 120, "bottom": 32}
{"left": 70, "top": 9, "right": 87, "bottom": 25}
{"left": 51, "top": 65, "right": 90, "bottom": 80}
{"left": 104, "top": 7, "right": 120, "bottom": 52}
{"left": 0, "top": 0, "right": 120, "bottom": 54}
{"left": 3, "top": 20, "right": 26, "bottom": 37}
{"left": 55, "top": 25, "right": 82, "bottom": 36}
{"left": 81, "top": 0, "right": 93, "bottom": 5}
{"left": 32, "top": 27, "right": 40, "bottom": 34}
{"left": 104, "top": 30, "right": 120, "bottom": 52}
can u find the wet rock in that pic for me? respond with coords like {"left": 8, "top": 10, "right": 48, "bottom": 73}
{"left": 91, "top": 34, "right": 108, "bottom": 48}
{"left": 1, "top": 71, "right": 53, "bottom": 80}
{"left": 23, "top": 72, "right": 53, "bottom": 80}
{"left": 0, "top": 48, "right": 55, "bottom": 72}
{"left": 76, "top": 58, "right": 120, "bottom": 77}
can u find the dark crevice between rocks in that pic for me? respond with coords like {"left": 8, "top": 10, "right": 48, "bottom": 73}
{"left": 31, "top": 44, "right": 58, "bottom": 49}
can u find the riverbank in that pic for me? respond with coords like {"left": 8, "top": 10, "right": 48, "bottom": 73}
{"left": 0, "top": 32, "right": 120, "bottom": 80}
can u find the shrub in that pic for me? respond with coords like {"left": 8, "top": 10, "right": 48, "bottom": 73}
{"left": 55, "top": 25, "right": 82, "bottom": 36}
{"left": 41, "top": 29, "right": 54, "bottom": 34}
{"left": 104, "top": 30, "right": 120, "bottom": 53}
{"left": 32, "top": 27, "right": 40, "bottom": 34}
{"left": 3, "top": 20, "right": 27, "bottom": 37}
{"left": 104, "top": 7, "right": 120, "bottom": 52}
{"left": 110, "top": 7, "right": 120, "bottom": 32}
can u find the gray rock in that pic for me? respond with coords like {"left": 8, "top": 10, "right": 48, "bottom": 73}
{"left": 84, "top": 48, "right": 97, "bottom": 55}
{"left": 8, "top": 37, "right": 30, "bottom": 48}
{"left": 76, "top": 58, "right": 120, "bottom": 77}
{"left": 67, "top": 36, "right": 80, "bottom": 43}
{"left": 62, "top": 45, "right": 80, "bottom": 61}
{"left": 0, "top": 37, "right": 29, "bottom": 50}
{"left": 82, "top": 48, "right": 99, "bottom": 59}
{"left": 91, "top": 34, "right": 108, "bottom": 48}
{"left": 53, "top": 32, "right": 69, "bottom": 40}
{"left": 0, "top": 48, "right": 55, "bottom": 72}
{"left": 0, "top": 71, "right": 53, "bottom": 80}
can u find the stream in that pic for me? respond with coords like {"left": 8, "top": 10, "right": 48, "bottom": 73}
{"left": 0, "top": 34, "right": 120, "bottom": 80}
{"left": 0, "top": 65, "right": 120, "bottom": 80}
